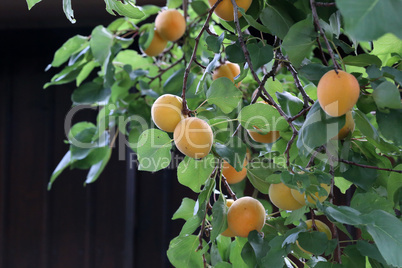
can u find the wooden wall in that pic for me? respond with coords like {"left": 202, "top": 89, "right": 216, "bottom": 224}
{"left": 0, "top": 24, "right": 192, "bottom": 268}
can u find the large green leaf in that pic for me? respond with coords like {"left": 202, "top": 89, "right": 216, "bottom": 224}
{"left": 206, "top": 78, "right": 242, "bottom": 114}
{"left": 247, "top": 42, "right": 273, "bottom": 70}
{"left": 372, "top": 81, "right": 402, "bottom": 110}
{"left": 167, "top": 235, "right": 207, "bottom": 268}
{"left": 229, "top": 237, "right": 249, "bottom": 268}
{"left": 90, "top": 26, "right": 114, "bottom": 66}
{"left": 282, "top": 17, "right": 317, "bottom": 67}
{"left": 276, "top": 92, "right": 304, "bottom": 126}
{"left": 343, "top": 54, "right": 382, "bottom": 67}
{"left": 376, "top": 108, "right": 402, "bottom": 146}
{"left": 260, "top": 4, "right": 294, "bottom": 40}
{"left": 172, "top": 198, "right": 196, "bottom": 221}
{"left": 356, "top": 240, "right": 387, "bottom": 266}
{"left": 362, "top": 210, "right": 402, "bottom": 267}
{"left": 71, "top": 82, "right": 110, "bottom": 105}
{"left": 136, "top": 129, "right": 172, "bottom": 172}
{"left": 26, "top": 0, "right": 42, "bottom": 9}
{"left": 214, "top": 137, "right": 247, "bottom": 172}
{"left": 298, "top": 232, "right": 329, "bottom": 255}
{"left": 238, "top": 103, "right": 288, "bottom": 132}
{"left": 177, "top": 155, "right": 215, "bottom": 192}
{"left": 85, "top": 147, "right": 112, "bottom": 184}
{"left": 336, "top": 0, "right": 402, "bottom": 41}
{"left": 387, "top": 164, "right": 402, "bottom": 206}
{"left": 49, "top": 35, "right": 88, "bottom": 67}
{"left": 351, "top": 192, "right": 395, "bottom": 215}
{"left": 210, "top": 196, "right": 228, "bottom": 242}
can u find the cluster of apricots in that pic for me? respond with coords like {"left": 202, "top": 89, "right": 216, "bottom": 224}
{"left": 151, "top": 94, "right": 214, "bottom": 159}
{"left": 141, "top": 9, "right": 186, "bottom": 57}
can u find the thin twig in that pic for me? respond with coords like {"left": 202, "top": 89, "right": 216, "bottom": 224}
{"left": 315, "top": 2, "right": 336, "bottom": 7}
{"left": 337, "top": 158, "right": 402, "bottom": 174}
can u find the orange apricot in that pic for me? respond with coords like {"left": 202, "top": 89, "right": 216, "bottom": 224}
{"left": 212, "top": 61, "right": 241, "bottom": 84}
{"left": 332, "top": 111, "right": 355, "bottom": 140}
{"left": 317, "top": 70, "right": 360, "bottom": 117}
{"left": 141, "top": 30, "right": 168, "bottom": 57}
{"left": 155, "top": 9, "right": 186, "bottom": 41}
{"left": 290, "top": 183, "right": 331, "bottom": 206}
{"left": 151, "top": 94, "right": 185, "bottom": 132}
{"left": 208, "top": 0, "right": 253, "bottom": 21}
{"left": 173, "top": 117, "right": 213, "bottom": 159}
{"left": 227, "top": 196, "right": 266, "bottom": 237}
{"left": 268, "top": 182, "right": 304, "bottom": 211}
{"left": 247, "top": 129, "right": 280, "bottom": 144}
{"left": 222, "top": 149, "right": 250, "bottom": 184}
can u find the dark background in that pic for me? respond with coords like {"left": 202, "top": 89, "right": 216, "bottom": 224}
{"left": 0, "top": 1, "right": 195, "bottom": 267}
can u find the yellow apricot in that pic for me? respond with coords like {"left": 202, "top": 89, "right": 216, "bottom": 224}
{"left": 208, "top": 0, "right": 253, "bottom": 21}
{"left": 247, "top": 129, "right": 280, "bottom": 144}
{"left": 151, "top": 94, "right": 185, "bottom": 132}
{"left": 268, "top": 182, "right": 304, "bottom": 211}
{"left": 297, "top": 219, "right": 332, "bottom": 254}
{"left": 173, "top": 117, "right": 213, "bottom": 159}
{"left": 332, "top": 111, "right": 355, "bottom": 140}
{"left": 155, "top": 9, "right": 186, "bottom": 41}
{"left": 141, "top": 30, "right": 168, "bottom": 57}
{"left": 222, "top": 150, "right": 250, "bottom": 184}
{"left": 212, "top": 61, "right": 241, "bottom": 84}
{"left": 221, "top": 199, "right": 236, "bottom": 237}
{"left": 227, "top": 196, "right": 266, "bottom": 237}
{"left": 290, "top": 183, "right": 331, "bottom": 206}
{"left": 317, "top": 70, "right": 360, "bottom": 117}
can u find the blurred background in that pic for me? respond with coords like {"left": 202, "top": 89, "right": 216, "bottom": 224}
{"left": 0, "top": 1, "right": 197, "bottom": 267}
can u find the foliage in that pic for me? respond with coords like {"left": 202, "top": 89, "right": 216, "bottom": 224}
{"left": 28, "top": 0, "right": 402, "bottom": 267}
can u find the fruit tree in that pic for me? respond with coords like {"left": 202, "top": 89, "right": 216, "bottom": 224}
{"left": 27, "top": 0, "right": 402, "bottom": 267}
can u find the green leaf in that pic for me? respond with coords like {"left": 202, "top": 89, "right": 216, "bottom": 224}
{"left": 238, "top": 8, "right": 271, "bottom": 34}
{"left": 177, "top": 155, "right": 215, "bottom": 192}
{"left": 229, "top": 237, "right": 249, "bottom": 268}
{"left": 372, "top": 81, "right": 402, "bottom": 110}
{"left": 261, "top": 236, "right": 287, "bottom": 267}
{"left": 260, "top": 4, "right": 294, "bottom": 39}
{"left": 323, "top": 205, "right": 363, "bottom": 226}
{"left": 341, "top": 245, "right": 366, "bottom": 268}
{"left": 282, "top": 17, "right": 317, "bottom": 67}
{"left": 206, "top": 78, "right": 242, "bottom": 114}
{"left": 336, "top": 0, "right": 402, "bottom": 41}
{"left": 238, "top": 102, "right": 288, "bottom": 132}
{"left": 351, "top": 192, "right": 395, "bottom": 215}
{"left": 334, "top": 177, "right": 353, "bottom": 194}
{"left": 343, "top": 54, "right": 382, "bottom": 67}
{"left": 247, "top": 231, "right": 270, "bottom": 266}
{"left": 76, "top": 61, "right": 99, "bottom": 86}
{"left": 172, "top": 198, "right": 196, "bottom": 221}
{"left": 276, "top": 92, "right": 304, "bottom": 126}
{"left": 356, "top": 240, "right": 388, "bottom": 266}
{"left": 26, "top": 0, "right": 42, "bottom": 10}
{"left": 362, "top": 210, "right": 402, "bottom": 267}
{"left": 341, "top": 151, "right": 377, "bottom": 191}
{"left": 191, "top": 0, "right": 210, "bottom": 16}
{"left": 48, "top": 151, "right": 71, "bottom": 190}
{"left": 387, "top": 164, "right": 402, "bottom": 206}
{"left": 50, "top": 35, "right": 88, "bottom": 67}
{"left": 104, "top": 0, "right": 145, "bottom": 19}
{"left": 299, "top": 63, "right": 333, "bottom": 85}
{"left": 63, "top": 0, "right": 76, "bottom": 23}
{"left": 167, "top": 0, "right": 182, "bottom": 9}
{"left": 167, "top": 235, "right": 207, "bottom": 268}
{"left": 371, "top": 33, "right": 402, "bottom": 66}
{"left": 247, "top": 42, "right": 273, "bottom": 70}
{"left": 298, "top": 232, "right": 329, "bottom": 255}
{"left": 226, "top": 43, "right": 246, "bottom": 64}
{"left": 206, "top": 33, "right": 225, "bottom": 54}
{"left": 246, "top": 161, "right": 283, "bottom": 194}
{"left": 71, "top": 82, "right": 110, "bottom": 105}
{"left": 90, "top": 26, "right": 114, "bottom": 66}
{"left": 214, "top": 137, "right": 247, "bottom": 172}
{"left": 85, "top": 147, "right": 112, "bottom": 184}
{"left": 297, "top": 101, "right": 345, "bottom": 156}
{"left": 211, "top": 196, "right": 228, "bottom": 242}
{"left": 137, "top": 129, "right": 172, "bottom": 172}
{"left": 376, "top": 108, "right": 402, "bottom": 146}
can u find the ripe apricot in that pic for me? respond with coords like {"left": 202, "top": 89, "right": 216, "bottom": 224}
{"left": 268, "top": 182, "right": 304, "bottom": 211}
{"left": 227, "top": 196, "right": 266, "bottom": 237}
{"left": 155, "top": 9, "right": 186, "bottom": 41}
{"left": 222, "top": 150, "right": 250, "bottom": 184}
{"left": 151, "top": 94, "right": 185, "bottom": 132}
{"left": 208, "top": 0, "right": 253, "bottom": 21}
{"left": 141, "top": 30, "right": 168, "bottom": 57}
{"left": 247, "top": 129, "right": 280, "bottom": 144}
{"left": 212, "top": 61, "right": 241, "bottom": 85}
{"left": 297, "top": 219, "right": 332, "bottom": 254}
{"left": 290, "top": 183, "right": 331, "bottom": 206}
{"left": 173, "top": 117, "right": 213, "bottom": 159}
{"left": 332, "top": 111, "right": 355, "bottom": 140}
{"left": 221, "top": 199, "right": 236, "bottom": 237}
{"left": 317, "top": 70, "right": 360, "bottom": 117}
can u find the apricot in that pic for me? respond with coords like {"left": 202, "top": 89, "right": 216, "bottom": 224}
{"left": 221, "top": 199, "right": 236, "bottom": 237}
{"left": 297, "top": 219, "right": 332, "bottom": 254}
{"left": 151, "top": 94, "right": 185, "bottom": 132}
{"left": 332, "top": 111, "right": 355, "bottom": 140}
{"left": 173, "top": 117, "right": 213, "bottom": 159}
{"left": 208, "top": 0, "right": 253, "bottom": 21}
{"left": 222, "top": 150, "right": 250, "bottom": 184}
{"left": 290, "top": 183, "right": 331, "bottom": 206}
{"left": 141, "top": 30, "right": 168, "bottom": 57}
{"left": 155, "top": 9, "right": 186, "bottom": 41}
{"left": 212, "top": 61, "right": 241, "bottom": 84}
{"left": 268, "top": 182, "right": 304, "bottom": 211}
{"left": 317, "top": 70, "right": 360, "bottom": 117}
{"left": 227, "top": 196, "right": 266, "bottom": 238}
{"left": 247, "top": 129, "right": 280, "bottom": 144}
